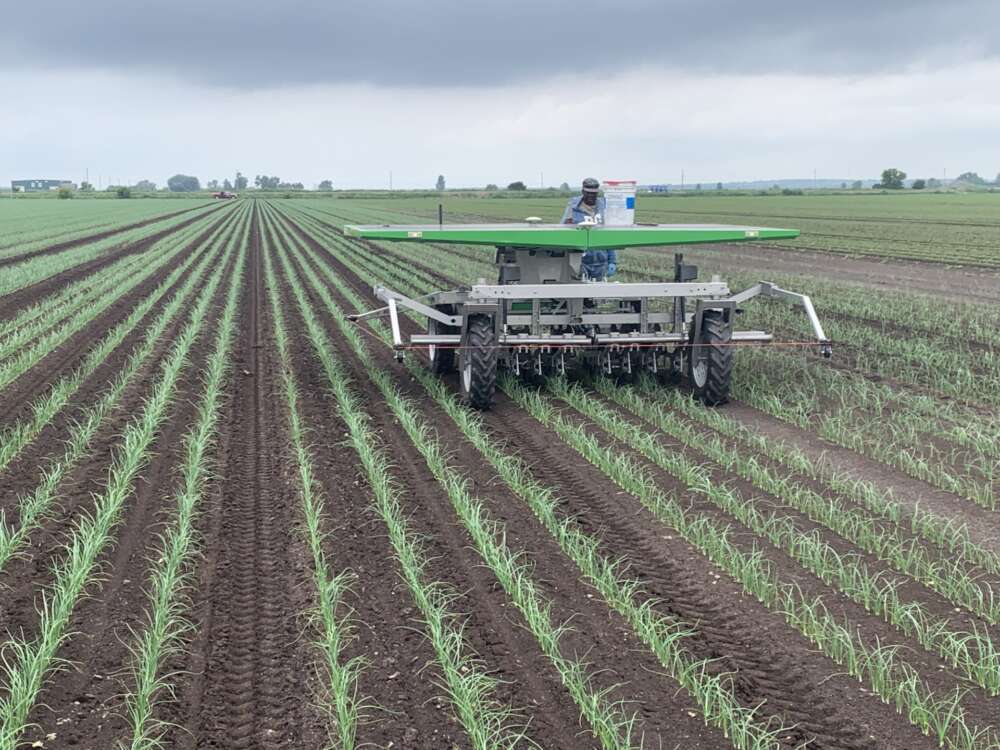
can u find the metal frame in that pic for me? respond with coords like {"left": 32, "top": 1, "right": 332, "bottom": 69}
{"left": 365, "top": 278, "right": 829, "bottom": 356}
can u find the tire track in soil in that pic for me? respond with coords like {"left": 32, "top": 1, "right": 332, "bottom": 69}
{"left": 15, "top": 231, "right": 242, "bottom": 750}
{"left": 275, "top": 210, "right": 751, "bottom": 749}
{"left": 0, "top": 202, "right": 231, "bottom": 319}
{"left": 171, "top": 204, "right": 323, "bottom": 750}
{"left": 303, "top": 226, "right": 946, "bottom": 749}
{"left": 0, "top": 202, "right": 212, "bottom": 269}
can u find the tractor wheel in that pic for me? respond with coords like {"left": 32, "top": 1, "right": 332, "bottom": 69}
{"left": 459, "top": 314, "right": 497, "bottom": 410}
{"left": 689, "top": 310, "right": 733, "bottom": 406}
{"left": 428, "top": 304, "right": 457, "bottom": 375}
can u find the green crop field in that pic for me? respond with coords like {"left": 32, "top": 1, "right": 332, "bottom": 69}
{"left": 0, "top": 193, "right": 998, "bottom": 750}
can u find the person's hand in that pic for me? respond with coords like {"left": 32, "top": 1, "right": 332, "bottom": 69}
{"left": 607, "top": 262, "right": 617, "bottom": 276}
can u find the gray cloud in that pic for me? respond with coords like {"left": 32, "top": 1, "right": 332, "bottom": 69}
{"left": 3, "top": 0, "right": 998, "bottom": 88}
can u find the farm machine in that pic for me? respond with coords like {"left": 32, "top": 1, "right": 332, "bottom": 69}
{"left": 345, "top": 221, "right": 831, "bottom": 409}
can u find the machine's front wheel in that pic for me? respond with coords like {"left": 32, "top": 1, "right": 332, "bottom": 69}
{"left": 460, "top": 314, "right": 497, "bottom": 410}
{"left": 428, "top": 304, "right": 457, "bottom": 375}
{"left": 689, "top": 310, "right": 732, "bottom": 406}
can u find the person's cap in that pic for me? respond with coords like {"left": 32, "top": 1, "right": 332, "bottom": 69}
{"left": 582, "top": 177, "right": 600, "bottom": 193}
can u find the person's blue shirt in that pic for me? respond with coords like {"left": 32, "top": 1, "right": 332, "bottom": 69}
{"left": 561, "top": 195, "right": 617, "bottom": 279}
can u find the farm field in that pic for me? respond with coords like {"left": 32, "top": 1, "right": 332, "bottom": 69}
{"left": 0, "top": 195, "right": 999, "bottom": 750}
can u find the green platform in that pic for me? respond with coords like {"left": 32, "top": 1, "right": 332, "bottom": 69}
{"left": 344, "top": 223, "right": 799, "bottom": 250}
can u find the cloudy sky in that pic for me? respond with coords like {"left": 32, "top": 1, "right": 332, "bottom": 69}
{"left": 2, "top": 0, "right": 999, "bottom": 188}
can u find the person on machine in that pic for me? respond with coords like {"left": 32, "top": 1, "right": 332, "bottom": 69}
{"left": 561, "top": 177, "right": 617, "bottom": 280}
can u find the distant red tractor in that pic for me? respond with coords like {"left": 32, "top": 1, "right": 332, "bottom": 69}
{"left": 212, "top": 191, "right": 238, "bottom": 200}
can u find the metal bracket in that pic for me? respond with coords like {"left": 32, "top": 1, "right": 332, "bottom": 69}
{"left": 372, "top": 286, "right": 462, "bottom": 327}
{"left": 727, "top": 281, "right": 831, "bottom": 356}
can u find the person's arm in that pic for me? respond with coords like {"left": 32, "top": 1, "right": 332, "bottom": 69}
{"left": 560, "top": 198, "right": 576, "bottom": 224}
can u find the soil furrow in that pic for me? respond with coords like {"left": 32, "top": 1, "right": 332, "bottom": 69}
{"left": 170, "top": 204, "right": 323, "bottom": 750}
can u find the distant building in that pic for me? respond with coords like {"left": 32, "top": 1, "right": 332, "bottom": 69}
{"left": 11, "top": 179, "right": 74, "bottom": 192}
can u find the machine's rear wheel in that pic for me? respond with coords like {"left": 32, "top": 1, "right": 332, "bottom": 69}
{"left": 460, "top": 314, "right": 497, "bottom": 410}
{"left": 428, "top": 304, "right": 457, "bottom": 375}
{"left": 689, "top": 310, "right": 732, "bottom": 406}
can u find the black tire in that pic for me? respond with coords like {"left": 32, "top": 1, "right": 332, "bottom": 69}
{"left": 689, "top": 310, "right": 732, "bottom": 406}
{"left": 459, "top": 314, "right": 497, "bottom": 410}
{"left": 428, "top": 304, "right": 456, "bottom": 375}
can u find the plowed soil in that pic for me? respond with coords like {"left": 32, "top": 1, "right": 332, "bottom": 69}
{"left": 2, "top": 199, "right": 998, "bottom": 750}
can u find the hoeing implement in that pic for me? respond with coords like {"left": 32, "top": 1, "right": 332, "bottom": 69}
{"left": 346, "top": 222, "right": 832, "bottom": 409}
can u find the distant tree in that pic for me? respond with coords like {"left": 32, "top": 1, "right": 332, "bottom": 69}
{"left": 435, "top": 174, "right": 446, "bottom": 191}
{"left": 911, "top": 179, "right": 927, "bottom": 190}
{"left": 926, "top": 178, "right": 941, "bottom": 189}
{"left": 507, "top": 181, "right": 527, "bottom": 191}
{"left": 840, "top": 182, "right": 847, "bottom": 189}
{"left": 80, "top": 181, "right": 94, "bottom": 192}
{"left": 851, "top": 180, "right": 863, "bottom": 190}
{"left": 955, "top": 171, "right": 985, "bottom": 185}
{"left": 255, "top": 175, "right": 280, "bottom": 189}
{"left": 995, "top": 173, "right": 1000, "bottom": 186}
{"left": 234, "top": 172, "right": 248, "bottom": 190}
{"left": 206, "top": 179, "right": 220, "bottom": 190}
{"left": 318, "top": 180, "right": 334, "bottom": 191}
{"left": 223, "top": 178, "right": 233, "bottom": 190}
{"left": 133, "top": 179, "right": 156, "bottom": 191}
{"left": 167, "top": 174, "right": 201, "bottom": 192}
{"left": 485, "top": 183, "right": 499, "bottom": 191}
{"left": 57, "top": 186, "right": 73, "bottom": 199}
{"left": 716, "top": 182, "right": 723, "bottom": 191}
{"left": 116, "top": 186, "right": 132, "bottom": 199}
{"left": 695, "top": 183, "right": 702, "bottom": 191}
{"left": 877, "top": 168, "right": 906, "bottom": 189}
{"left": 277, "top": 182, "right": 304, "bottom": 190}
{"left": 559, "top": 182, "right": 570, "bottom": 191}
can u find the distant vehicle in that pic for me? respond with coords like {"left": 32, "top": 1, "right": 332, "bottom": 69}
{"left": 212, "top": 191, "right": 238, "bottom": 199}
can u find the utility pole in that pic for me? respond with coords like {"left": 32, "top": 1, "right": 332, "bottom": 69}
{"left": 540, "top": 171, "right": 544, "bottom": 188}
{"left": 681, "top": 169, "right": 684, "bottom": 190}
{"left": 389, "top": 171, "right": 393, "bottom": 191}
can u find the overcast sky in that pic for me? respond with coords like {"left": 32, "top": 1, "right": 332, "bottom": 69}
{"left": 2, "top": 0, "right": 999, "bottom": 188}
